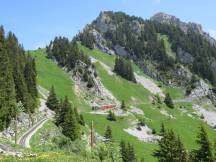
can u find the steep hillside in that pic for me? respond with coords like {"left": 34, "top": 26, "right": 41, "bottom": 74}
{"left": 78, "top": 11, "right": 216, "bottom": 89}
{"left": 35, "top": 43, "right": 216, "bottom": 161}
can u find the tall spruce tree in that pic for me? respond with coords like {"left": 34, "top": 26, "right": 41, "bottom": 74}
{"left": 104, "top": 126, "right": 112, "bottom": 140}
{"left": 164, "top": 93, "right": 174, "bottom": 109}
{"left": 56, "top": 97, "right": 71, "bottom": 126}
{"left": 0, "top": 26, "right": 16, "bottom": 130}
{"left": 154, "top": 129, "right": 187, "bottom": 162}
{"left": 62, "top": 106, "right": 80, "bottom": 141}
{"left": 24, "top": 54, "right": 37, "bottom": 99}
{"left": 120, "top": 140, "right": 137, "bottom": 162}
{"left": 191, "top": 126, "right": 213, "bottom": 162}
{"left": 121, "top": 100, "right": 127, "bottom": 111}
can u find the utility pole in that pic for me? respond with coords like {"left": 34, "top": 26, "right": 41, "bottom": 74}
{"left": 90, "top": 121, "right": 94, "bottom": 149}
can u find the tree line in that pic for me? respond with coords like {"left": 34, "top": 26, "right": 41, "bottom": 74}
{"left": 46, "top": 37, "right": 91, "bottom": 70}
{"left": 114, "top": 56, "right": 136, "bottom": 82}
{"left": 0, "top": 26, "right": 37, "bottom": 131}
{"left": 154, "top": 124, "right": 216, "bottom": 162}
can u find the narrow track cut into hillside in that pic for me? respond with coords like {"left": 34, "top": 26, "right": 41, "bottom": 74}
{"left": 18, "top": 88, "right": 53, "bottom": 148}
{"left": 18, "top": 118, "right": 48, "bottom": 148}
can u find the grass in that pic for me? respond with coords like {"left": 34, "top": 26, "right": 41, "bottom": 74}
{"left": 29, "top": 47, "right": 216, "bottom": 162}
{"left": 158, "top": 34, "right": 176, "bottom": 59}
{"left": 30, "top": 49, "right": 90, "bottom": 111}
{"left": 79, "top": 45, "right": 216, "bottom": 161}
{"left": 0, "top": 151, "right": 93, "bottom": 162}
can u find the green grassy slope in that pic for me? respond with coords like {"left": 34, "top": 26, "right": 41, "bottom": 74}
{"left": 30, "top": 49, "right": 90, "bottom": 111}
{"left": 79, "top": 45, "right": 216, "bottom": 160}
{"left": 30, "top": 47, "right": 216, "bottom": 162}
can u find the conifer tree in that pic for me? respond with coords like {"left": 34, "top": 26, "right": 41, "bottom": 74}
{"left": 46, "top": 86, "right": 59, "bottom": 111}
{"left": 121, "top": 100, "right": 127, "bottom": 111}
{"left": 62, "top": 105, "right": 80, "bottom": 141}
{"left": 154, "top": 129, "right": 187, "bottom": 162}
{"left": 0, "top": 26, "right": 16, "bottom": 130}
{"left": 127, "top": 143, "right": 136, "bottom": 162}
{"left": 160, "top": 123, "right": 166, "bottom": 136}
{"left": 176, "top": 136, "right": 187, "bottom": 162}
{"left": 107, "top": 111, "right": 116, "bottom": 121}
{"left": 24, "top": 54, "right": 37, "bottom": 99}
{"left": 120, "top": 140, "right": 137, "bottom": 162}
{"left": 56, "top": 96, "right": 69, "bottom": 126}
{"left": 120, "top": 140, "right": 128, "bottom": 162}
{"left": 191, "top": 126, "right": 213, "bottom": 162}
{"left": 164, "top": 93, "right": 174, "bottom": 109}
{"left": 104, "top": 126, "right": 112, "bottom": 140}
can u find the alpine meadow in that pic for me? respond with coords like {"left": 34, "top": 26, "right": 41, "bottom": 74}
{"left": 1, "top": 1, "right": 216, "bottom": 162}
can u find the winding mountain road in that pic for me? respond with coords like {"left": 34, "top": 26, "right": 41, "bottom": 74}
{"left": 17, "top": 87, "right": 53, "bottom": 148}
{"left": 17, "top": 118, "right": 48, "bottom": 148}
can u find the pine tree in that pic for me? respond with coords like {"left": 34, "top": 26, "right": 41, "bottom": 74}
{"left": 46, "top": 86, "right": 59, "bottom": 111}
{"left": 24, "top": 54, "right": 37, "bottom": 99}
{"left": 154, "top": 129, "right": 187, "bottom": 162}
{"left": 121, "top": 100, "right": 127, "bottom": 111}
{"left": 120, "top": 140, "right": 136, "bottom": 162}
{"left": 192, "top": 126, "right": 213, "bottom": 162}
{"left": 56, "top": 96, "right": 69, "bottom": 126}
{"left": 164, "top": 93, "right": 174, "bottom": 109}
{"left": 104, "top": 126, "right": 112, "bottom": 140}
{"left": 0, "top": 26, "right": 16, "bottom": 130}
{"left": 127, "top": 143, "right": 136, "bottom": 162}
{"left": 107, "top": 111, "right": 116, "bottom": 121}
{"left": 176, "top": 136, "right": 187, "bottom": 162}
{"left": 62, "top": 105, "right": 80, "bottom": 141}
{"left": 160, "top": 123, "right": 166, "bottom": 136}
{"left": 120, "top": 140, "right": 128, "bottom": 162}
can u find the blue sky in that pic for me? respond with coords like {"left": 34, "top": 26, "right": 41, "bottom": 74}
{"left": 1, "top": 0, "right": 215, "bottom": 50}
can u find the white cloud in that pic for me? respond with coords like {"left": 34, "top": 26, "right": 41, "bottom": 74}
{"left": 208, "top": 29, "right": 216, "bottom": 39}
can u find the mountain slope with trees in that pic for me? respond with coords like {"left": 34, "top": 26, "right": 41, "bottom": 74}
{"left": 77, "top": 11, "right": 216, "bottom": 88}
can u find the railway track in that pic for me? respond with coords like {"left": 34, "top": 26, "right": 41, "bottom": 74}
{"left": 18, "top": 118, "right": 48, "bottom": 148}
